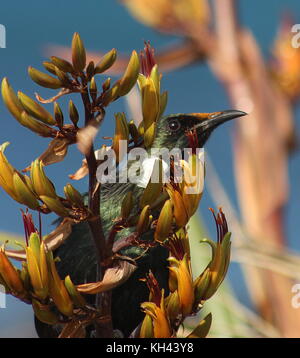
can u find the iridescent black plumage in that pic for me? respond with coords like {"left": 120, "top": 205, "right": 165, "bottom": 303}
{"left": 35, "top": 110, "right": 246, "bottom": 337}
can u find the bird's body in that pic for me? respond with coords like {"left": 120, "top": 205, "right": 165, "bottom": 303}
{"left": 34, "top": 110, "right": 246, "bottom": 338}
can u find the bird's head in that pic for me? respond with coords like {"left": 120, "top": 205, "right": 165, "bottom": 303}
{"left": 152, "top": 110, "right": 247, "bottom": 150}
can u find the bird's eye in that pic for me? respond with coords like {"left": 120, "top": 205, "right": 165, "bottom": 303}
{"left": 167, "top": 119, "right": 181, "bottom": 133}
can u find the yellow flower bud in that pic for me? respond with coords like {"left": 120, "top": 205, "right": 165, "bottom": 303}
{"left": 64, "top": 275, "right": 86, "bottom": 307}
{"left": 12, "top": 172, "right": 40, "bottom": 210}
{"left": 140, "top": 313, "right": 154, "bottom": 338}
{"left": 17, "top": 91, "right": 55, "bottom": 125}
{"left": 68, "top": 100, "right": 79, "bottom": 126}
{"left": 168, "top": 255, "right": 194, "bottom": 316}
{"left": 30, "top": 160, "right": 57, "bottom": 198}
{"left": 113, "top": 112, "right": 129, "bottom": 163}
{"left": 28, "top": 66, "right": 63, "bottom": 89}
{"left": 20, "top": 111, "right": 54, "bottom": 137}
{"left": 136, "top": 205, "right": 151, "bottom": 235}
{"left": 40, "top": 195, "right": 70, "bottom": 217}
{"left": 0, "top": 248, "right": 24, "bottom": 295}
{"left": 71, "top": 32, "right": 86, "bottom": 73}
{"left": 119, "top": 50, "right": 140, "bottom": 96}
{"left": 64, "top": 183, "right": 85, "bottom": 208}
{"left": 1, "top": 78, "right": 24, "bottom": 121}
{"left": 50, "top": 56, "right": 74, "bottom": 74}
{"left": 141, "top": 295, "right": 172, "bottom": 338}
{"left": 154, "top": 199, "right": 173, "bottom": 242}
{"left": 47, "top": 251, "right": 73, "bottom": 316}
{"left": 101, "top": 80, "right": 121, "bottom": 106}
{"left": 95, "top": 48, "right": 117, "bottom": 74}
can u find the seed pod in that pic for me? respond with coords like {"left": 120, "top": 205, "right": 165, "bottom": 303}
{"left": 119, "top": 50, "right": 140, "bottom": 96}
{"left": 64, "top": 183, "right": 84, "bottom": 208}
{"left": 71, "top": 32, "right": 86, "bottom": 73}
{"left": 154, "top": 199, "right": 173, "bottom": 242}
{"left": 17, "top": 91, "right": 55, "bottom": 125}
{"left": 95, "top": 48, "right": 117, "bottom": 74}
{"left": 68, "top": 100, "right": 79, "bottom": 126}
{"left": 54, "top": 102, "right": 64, "bottom": 128}
{"left": 136, "top": 205, "right": 151, "bottom": 235}
{"left": 30, "top": 160, "right": 57, "bottom": 198}
{"left": 0, "top": 249, "right": 24, "bottom": 294}
{"left": 12, "top": 172, "right": 40, "bottom": 210}
{"left": 40, "top": 195, "right": 70, "bottom": 217}
{"left": 64, "top": 275, "right": 86, "bottom": 307}
{"left": 28, "top": 67, "right": 63, "bottom": 89}
{"left": 32, "top": 299, "right": 58, "bottom": 325}
{"left": 121, "top": 191, "right": 133, "bottom": 220}
{"left": 50, "top": 56, "right": 74, "bottom": 73}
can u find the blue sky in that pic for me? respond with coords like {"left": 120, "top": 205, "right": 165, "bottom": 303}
{"left": 0, "top": 0, "right": 300, "bottom": 337}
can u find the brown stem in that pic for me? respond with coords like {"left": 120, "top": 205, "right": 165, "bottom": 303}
{"left": 80, "top": 90, "right": 113, "bottom": 338}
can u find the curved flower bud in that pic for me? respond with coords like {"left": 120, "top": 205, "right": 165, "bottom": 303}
{"left": 64, "top": 183, "right": 85, "bottom": 208}
{"left": 119, "top": 50, "right": 140, "bottom": 96}
{"left": 30, "top": 160, "right": 57, "bottom": 198}
{"left": 154, "top": 199, "right": 173, "bottom": 242}
{"left": 28, "top": 67, "right": 63, "bottom": 89}
{"left": 71, "top": 32, "right": 86, "bottom": 73}
{"left": 68, "top": 100, "right": 79, "bottom": 126}
{"left": 17, "top": 91, "right": 55, "bottom": 125}
{"left": 95, "top": 48, "right": 117, "bottom": 74}
{"left": 50, "top": 56, "right": 74, "bottom": 74}
{"left": 136, "top": 205, "right": 151, "bottom": 235}
{"left": 112, "top": 112, "right": 129, "bottom": 163}
{"left": 0, "top": 248, "right": 25, "bottom": 295}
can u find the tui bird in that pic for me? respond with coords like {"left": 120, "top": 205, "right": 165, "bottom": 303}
{"left": 34, "top": 109, "right": 246, "bottom": 338}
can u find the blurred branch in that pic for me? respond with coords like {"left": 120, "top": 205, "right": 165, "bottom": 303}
{"left": 206, "top": 154, "right": 300, "bottom": 280}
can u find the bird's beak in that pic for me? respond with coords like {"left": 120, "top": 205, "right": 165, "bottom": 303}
{"left": 189, "top": 110, "right": 247, "bottom": 130}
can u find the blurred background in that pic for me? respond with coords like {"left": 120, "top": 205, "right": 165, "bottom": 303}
{"left": 0, "top": 0, "right": 300, "bottom": 337}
